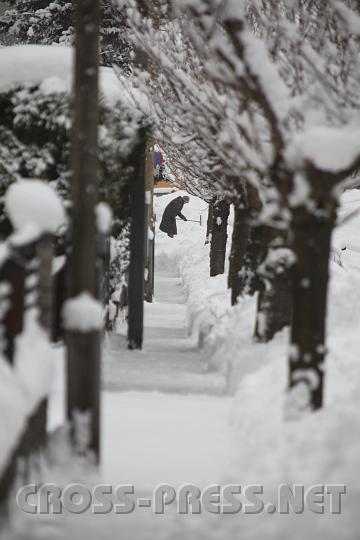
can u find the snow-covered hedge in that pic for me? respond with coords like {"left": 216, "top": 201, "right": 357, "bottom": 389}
{"left": 0, "top": 46, "right": 139, "bottom": 239}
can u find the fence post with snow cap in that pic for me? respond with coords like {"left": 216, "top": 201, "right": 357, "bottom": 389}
{"left": 0, "top": 248, "right": 26, "bottom": 509}
{"left": 0, "top": 235, "right": 55, "bottom": 509}
{"left": 66, "top": 0, "right": 101, "bottom": 462}
{"left": 0, "top": 180, "right": 67, "bottom": 510}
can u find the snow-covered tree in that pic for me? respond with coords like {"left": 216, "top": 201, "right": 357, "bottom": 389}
{"left": 123, "top": 0, "right": 360, "bottom": 413}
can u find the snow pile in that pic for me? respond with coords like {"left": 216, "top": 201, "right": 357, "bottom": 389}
{"left": 161, "top": 190, "right": 360, "bottom": 539}
{"left": 155, "top": 189, "right": 360, "bottom": 538}
{"left": 63, "top": 292, "right": 103, "bottom": 332}
{"left": 5, "top": 179, "right": 66, "bottom": 243}
{"left": 155, "top": 191, "right": 232, "bottom": 348}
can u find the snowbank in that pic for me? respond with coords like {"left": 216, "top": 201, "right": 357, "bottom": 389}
{"left": 154, "top": 191, "right": 232, "bottom": 351}
{"left": 155, "top": 189, "right": 360, "bottom": 539}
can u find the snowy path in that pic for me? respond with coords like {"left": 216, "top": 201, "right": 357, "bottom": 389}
{"left": 101, "top": 259, "right": 231, "bottom": 490}
{"left": 43, "top": 252, "right": 233, "bottom": 539}
{"left": 103, "top": 268, "right": 226, "bottom": 396}
{"left": 96, "top": 260, "right": 232, "bottom": 537}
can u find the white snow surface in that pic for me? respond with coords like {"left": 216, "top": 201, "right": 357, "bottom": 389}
{"left": 7, "top": 190, "right": 360, "bottom": 539}
{"left": 0, "top": 309, "right": 57, "bottom": 480}
{"left": 286, "top": 126, "right": 360, "bottom": 173}
{"left": 0, "top": 359, "right": 28, "bottom": 478}
{"left": 63, "top": 292, "right": 103, "bottom": 332}
{"left": 5, "top": 180, "right": 66, "bottom": 240}
{"left": 95, "top": 202, "right": 113, "bottom": 234}
{"left": 0, "top": 45, "right": 124, "bottom": 105}
{"left": 14, "top": 310, "right": 56, "bottom": 413}
{"left": 0, "top": 45, "right": 73, "bottom": 94}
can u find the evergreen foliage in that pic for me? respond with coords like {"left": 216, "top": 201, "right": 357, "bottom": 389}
{"left": 0, "top": 84, "right": 136, "bottom": 237}
{"left": 1, "top": 0, "right": 130, "bottom": 68}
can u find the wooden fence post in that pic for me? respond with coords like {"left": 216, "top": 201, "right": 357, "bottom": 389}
{"left": 0, "top": 235, "right": 54, "bottom": 508}
{"left": 19, "top": 234, "right": 56, "bottom": 459}
{"left": 0, "top": 256, "right": 26, "bottom": 364}
{"left": 66, "top": 0, "right": 101, "bottom": 461}
{"left": 128, "top": 128, "right": 147, "bottom": 350}
{"left": 37, "top": 234, "right": 54, "bottom": 334}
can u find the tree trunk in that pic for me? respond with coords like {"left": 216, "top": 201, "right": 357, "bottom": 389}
{"left": 144, "top": 138, "right": 155, "bottom": 303}
{"left": 228, "top": 204, "right": 250, "bottom": 305}
{"left": 288, "top": 203, "right": 337, "bottom": 414}
{"left": 254, "top": 252, "right": 292, "bottom": 342}
{"left": 66, "top": 0, "right": 101, "bottom": 462}
{"left": 210, "top": 198, "right": 230, "bottom": 277}
{"left": 240, "top": 224, "right": 265, "bottom": 295}
{"left": 254, "top": 226, "right": 292, "bottom": 342}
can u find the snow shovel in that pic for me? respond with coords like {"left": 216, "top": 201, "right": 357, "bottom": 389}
{"left": 176, "top": 216, "right": 202, "bottom": 225}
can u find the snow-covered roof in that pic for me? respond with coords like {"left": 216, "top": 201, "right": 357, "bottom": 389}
{"left": 0, "top": 45, "right": 123, "bottom": 105}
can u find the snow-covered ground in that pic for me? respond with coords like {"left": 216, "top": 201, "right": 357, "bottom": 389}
{"left": 152, "top": 190, "right": 360, "bottom": 539}
{"left": 6, "top": 189, "right": 360, "bottom": 539}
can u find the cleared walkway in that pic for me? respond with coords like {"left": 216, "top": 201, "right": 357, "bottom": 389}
{"left": 102, "top": 261, "right": 226, "bottom": 396}
{"left": 101, "top": 258, "right": 232, "bottom": 498}
{"left": 37, "top": 257, "right": 233, "bottom": 540}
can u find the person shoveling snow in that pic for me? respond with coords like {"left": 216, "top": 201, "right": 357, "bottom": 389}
{"left": 159, "top": 195, "right": 189, "bottom": 238}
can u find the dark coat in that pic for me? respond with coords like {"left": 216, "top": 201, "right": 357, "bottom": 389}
{"left": 159, "top": 196, "right": 186, "bottom": 235}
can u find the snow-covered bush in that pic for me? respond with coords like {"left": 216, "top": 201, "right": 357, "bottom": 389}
{"left": 0, "top": 81, "right": 136, "bottom": 237}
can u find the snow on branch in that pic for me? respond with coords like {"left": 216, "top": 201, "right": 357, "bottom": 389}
{"left": 286, "top": 126, "right": 360, "bottom": 174}
{"left": 123, "top": 0, "right": 360, "bottom": 212}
